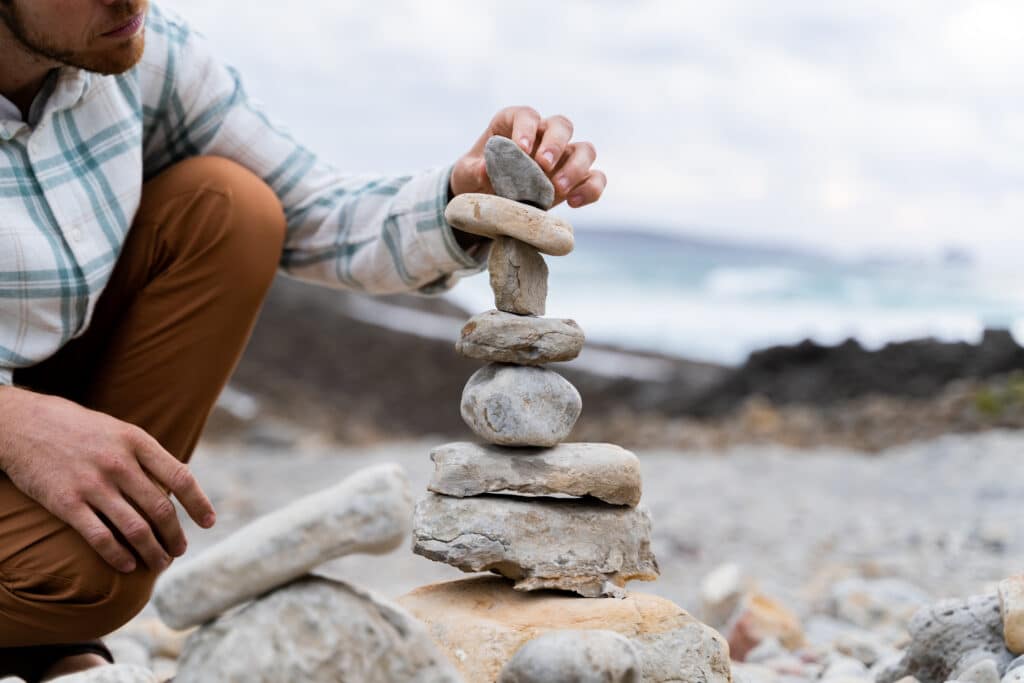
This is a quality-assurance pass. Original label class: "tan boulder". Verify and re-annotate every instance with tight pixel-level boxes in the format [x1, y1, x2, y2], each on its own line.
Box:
[396, 576, 732, 683]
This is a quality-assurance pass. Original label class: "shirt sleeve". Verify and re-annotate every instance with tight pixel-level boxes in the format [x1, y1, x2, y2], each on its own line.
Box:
[0, 368, 11, 386]
[137, 4, 485, 295]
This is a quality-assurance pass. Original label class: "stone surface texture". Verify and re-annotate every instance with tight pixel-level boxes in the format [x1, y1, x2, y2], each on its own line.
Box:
[726, 592, 806, 661]
[877, 593, 1013, 683]
[498, 629, 641, 683]
[48, 666, 158, 683]
[427, 441, 641, 506]
[445, 193, 574, 256]
[154, 464, 412, 629]
[456, 310, 584, 365]
[488, 237, 548, 316]
[460, 363, 581, 447]
[397, 577, 732, 683]
[412, 493, 658, 597]
[484, 135, 555, 209]
[1000, 576, 1024, 654]
[175, 577, 461, 683]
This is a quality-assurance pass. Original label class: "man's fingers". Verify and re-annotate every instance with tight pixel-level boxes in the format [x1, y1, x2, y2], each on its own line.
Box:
[535, 115, 574, 173]
[65, 505, 136, 574]
[119, 468, 187, 557]
[507, 107, 541, 156]
[131, 431, 216, 529]
[551, 142, 597, 200]
[93, 494, 171, 572]
[565, 170, 608, 208]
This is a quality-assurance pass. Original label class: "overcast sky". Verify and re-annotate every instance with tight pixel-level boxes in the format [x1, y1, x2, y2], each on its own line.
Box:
[162, 0, 1023, 264]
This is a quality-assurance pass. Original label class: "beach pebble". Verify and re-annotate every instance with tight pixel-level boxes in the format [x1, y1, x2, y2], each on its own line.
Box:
[175, 577, 460, 683]
[445, 193, 574, 256]
[1003, 669, 1024, 683]
[428, 441, 642, 506]
[498, 630, 640, 683]
[700, 562, 752, 628]
[829, 577, 930, 629]
[46, 665, 158, 682]
[957, 660, 1001, 683]
[456, 309, 584, 365]
[461, 363, 581, 447]
[726, 592, 806, 661]
[154, 464, 412, 629]
[104, 637, 151, 669]
[485, 135, 556, 209]
[1000, 576, 1024, 654]
[412, 493, 659, 598]
[489, 237, 548, 316]
[824, 656, 870, 679]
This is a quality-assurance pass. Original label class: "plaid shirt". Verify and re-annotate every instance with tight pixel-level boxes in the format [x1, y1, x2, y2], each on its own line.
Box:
[0, 2, 484, 387]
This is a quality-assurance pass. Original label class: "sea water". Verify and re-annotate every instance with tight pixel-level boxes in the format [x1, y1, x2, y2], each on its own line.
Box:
[445, 229, 1024, 365]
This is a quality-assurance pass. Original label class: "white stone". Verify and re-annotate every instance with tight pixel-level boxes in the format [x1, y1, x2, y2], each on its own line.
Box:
[48, 665, 158, 683]
[456, 310, 584, 365]
[958, 660, 1000, 683]
[105, 637, 151, 669]
[445, 193, 574, 256]
[700, 562, 750, 628]
[154, 463, 412, 629]
[498, 630, 640, 683]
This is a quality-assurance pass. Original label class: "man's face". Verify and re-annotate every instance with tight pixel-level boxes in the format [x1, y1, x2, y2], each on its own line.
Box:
[0, 0, 149, 75]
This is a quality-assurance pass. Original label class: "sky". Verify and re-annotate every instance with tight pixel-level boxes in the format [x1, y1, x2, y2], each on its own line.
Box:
[161, 0, 1023, 265]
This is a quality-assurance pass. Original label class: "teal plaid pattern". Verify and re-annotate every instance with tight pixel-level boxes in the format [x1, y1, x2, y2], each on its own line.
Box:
[0, 3, 483, 386]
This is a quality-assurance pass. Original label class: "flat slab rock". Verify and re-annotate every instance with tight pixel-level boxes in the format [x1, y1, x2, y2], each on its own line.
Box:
[412, 493, 658, 597]
[397, 576, 731, 683]
[175, 577, 461, 683]
[445, 193, 574, 256]
[484, 135, 555, 209]
[456, 310, 584, 365]
[428, 441, 642, 507]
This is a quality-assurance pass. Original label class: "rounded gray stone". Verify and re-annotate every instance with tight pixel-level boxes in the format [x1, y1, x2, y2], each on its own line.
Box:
[485, 136, 555, 209]
[498, 630, 641, 683]
[456, 310, 584, 365]
[460, 364, 581, 447]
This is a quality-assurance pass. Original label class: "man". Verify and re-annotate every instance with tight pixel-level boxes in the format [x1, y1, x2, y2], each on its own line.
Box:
[0, 0, 606, 678]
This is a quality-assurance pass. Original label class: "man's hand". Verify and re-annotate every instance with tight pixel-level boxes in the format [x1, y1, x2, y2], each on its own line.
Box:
[0, 387, 216, 573]
[451, 106, 607, 208]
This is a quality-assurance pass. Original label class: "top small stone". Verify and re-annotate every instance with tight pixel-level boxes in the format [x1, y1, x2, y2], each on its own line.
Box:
[485, 136, 555, 210]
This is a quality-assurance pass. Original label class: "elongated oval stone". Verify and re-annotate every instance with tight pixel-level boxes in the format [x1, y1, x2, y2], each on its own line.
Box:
[456, 310, 584, 365]
[460, 364, 581, 447]
[445, 193, 574, 256]
[484, 135, 555, 209]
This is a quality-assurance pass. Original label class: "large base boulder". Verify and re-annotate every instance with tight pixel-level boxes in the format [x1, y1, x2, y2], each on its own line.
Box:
[397, 576, 731, 683]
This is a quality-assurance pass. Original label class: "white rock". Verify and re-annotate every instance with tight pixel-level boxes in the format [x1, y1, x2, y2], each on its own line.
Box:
[105, 637, 151, 669]
[824, 655, 870, 679]
[456, 310, 584, 365]
[700, 562, 750, 628]
[48, 665, 158, 683]
[154, 463, 412, 629]
[958, 660, 1000, 683]
[1002, 670, 1024, 683]
[427, 441, 642, 506]
[829, 577, 930, 629]
[498, 630, 640, 683]
[445, 193, 574, 256]
[175, 577, 461, 683]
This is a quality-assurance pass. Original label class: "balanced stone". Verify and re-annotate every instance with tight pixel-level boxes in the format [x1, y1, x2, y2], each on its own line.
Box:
[461, 364, 581, 447]
[397, 576, 732, 683]
[175, 577, 461, 683]
[489, 237, 548, 316]
[498, 630, 640, 683]
[154, 464, 413, 629]
[412, 493, 659, 598]
[428, 441, 641, 506]
[484, 135, 555, 209]
[456, 310, 583, 365]
[445, 193, 574, 256]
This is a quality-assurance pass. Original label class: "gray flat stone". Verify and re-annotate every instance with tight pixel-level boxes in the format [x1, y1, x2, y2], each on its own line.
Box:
[499, 630, 640, 683]
[489, 237, 548, 316]
[154, 464, 412, 629]
[428, 441, 641, 506]
[412, 493, 659, 598]
[460, 364, 581, 447]
[445, 193, 574, 256]
[456, 310, 584, 365]
[485, 136, 555, 209]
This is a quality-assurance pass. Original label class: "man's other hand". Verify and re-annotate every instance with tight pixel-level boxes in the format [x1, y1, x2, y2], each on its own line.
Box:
[450, 106, 607, 208]
[0, 387, 216, 573]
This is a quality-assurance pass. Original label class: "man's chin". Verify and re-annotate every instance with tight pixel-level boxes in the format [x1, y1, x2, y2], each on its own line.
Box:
[77, 39, 145, 75]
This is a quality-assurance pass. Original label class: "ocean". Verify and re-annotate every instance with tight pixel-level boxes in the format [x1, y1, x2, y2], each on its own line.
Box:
[445, 228, 1024, 365]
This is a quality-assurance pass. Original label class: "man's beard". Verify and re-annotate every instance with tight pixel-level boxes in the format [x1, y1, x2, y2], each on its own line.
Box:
[0, 2, 146, 76]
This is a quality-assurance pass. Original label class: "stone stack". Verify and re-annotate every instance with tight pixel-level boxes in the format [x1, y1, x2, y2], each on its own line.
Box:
[411, 135, 658, 598]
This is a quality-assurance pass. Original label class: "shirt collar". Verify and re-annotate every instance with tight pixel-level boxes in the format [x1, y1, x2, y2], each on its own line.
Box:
[0, 66, 93, 140]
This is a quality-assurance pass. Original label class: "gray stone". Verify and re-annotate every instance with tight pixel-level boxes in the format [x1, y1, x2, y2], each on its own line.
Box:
[484, 135, 555, 209]
[498, 630, 640, 683]
[877, 593, 1014, 683]
[427, 441, 641, 506]
[460, 364, 581, 447]
[154, 464, 412, 629]
[445, 193, 574, 256]
[412, 493, 659, 598]
[958, 660, 1001, 683]
[48, 666, 158, 683]
[104, 637, 152, 669]
[456, 310, 584, 365]
[829, 577, 930, 629]
[1003, 669, 1024, 683]
[175, 577, 461, 683]
[488, 237, 548, 316]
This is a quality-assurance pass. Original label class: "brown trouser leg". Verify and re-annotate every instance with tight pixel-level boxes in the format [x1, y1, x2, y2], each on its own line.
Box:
[0, 157, 285, 661]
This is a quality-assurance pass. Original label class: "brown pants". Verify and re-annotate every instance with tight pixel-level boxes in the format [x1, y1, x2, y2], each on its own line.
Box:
[0, 157, 285, 658]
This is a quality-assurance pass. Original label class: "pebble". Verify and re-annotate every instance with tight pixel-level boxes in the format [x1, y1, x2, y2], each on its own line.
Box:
[484, 135, 556, 209]
[958, 660, 1001, 683]
[456, 309, 584, 365]
[412, 493, 659, 597]
[153, 463, 412, 629]
[1000, 576, 1024, 654]
[428, 441, 642, 506]
[445, 193, 574, 256]
[460, 363, 581, 447]
[727, 592, 806, 661]
[498, 630, 640, 683]
[700, 562, 751, 628]
[829, 577, 930, 629]
[488, 236, 548, 316]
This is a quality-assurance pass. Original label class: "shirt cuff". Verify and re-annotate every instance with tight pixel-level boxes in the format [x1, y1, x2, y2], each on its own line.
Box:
[0, 368, 12, 386]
